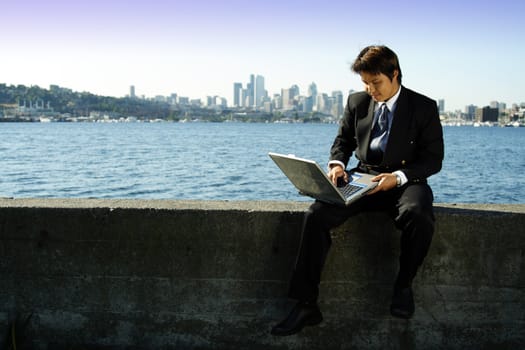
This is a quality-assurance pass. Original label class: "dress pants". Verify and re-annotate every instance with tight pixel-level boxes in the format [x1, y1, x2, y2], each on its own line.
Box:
[288, 183, 435, 303]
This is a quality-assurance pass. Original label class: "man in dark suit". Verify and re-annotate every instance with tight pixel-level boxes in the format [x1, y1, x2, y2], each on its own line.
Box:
[271, 45, 444, 336]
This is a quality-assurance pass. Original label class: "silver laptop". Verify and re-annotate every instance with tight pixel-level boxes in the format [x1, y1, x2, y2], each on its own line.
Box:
[269, 152, 378, 206]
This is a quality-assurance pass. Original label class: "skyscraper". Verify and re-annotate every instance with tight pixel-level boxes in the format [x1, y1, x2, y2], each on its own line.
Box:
[130, 85, 136, 99]
[308, 82, 318, 100]
[247, 74, 255, 108]
[255, 75, 265, 108]
[233, 82, 242, 107]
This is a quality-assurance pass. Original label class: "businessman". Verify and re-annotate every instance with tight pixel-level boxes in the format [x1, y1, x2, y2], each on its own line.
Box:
[271, 45, 444, 336]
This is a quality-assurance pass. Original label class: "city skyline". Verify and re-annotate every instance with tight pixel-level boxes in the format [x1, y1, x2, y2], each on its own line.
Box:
[1, 0, 523, 112]
[2, 75, 518, 118]
[128, 72, 520, 114]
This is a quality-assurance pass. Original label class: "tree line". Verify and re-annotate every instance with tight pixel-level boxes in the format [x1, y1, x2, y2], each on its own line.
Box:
[0, 83, 181, 120]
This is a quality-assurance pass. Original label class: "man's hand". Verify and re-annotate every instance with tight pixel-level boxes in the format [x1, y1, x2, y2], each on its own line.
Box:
[328, 164, 348, 186]
[367, 173, 398, 194]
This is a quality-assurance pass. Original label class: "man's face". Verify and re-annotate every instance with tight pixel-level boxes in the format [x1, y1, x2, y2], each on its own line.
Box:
[360, 70, 400, 102]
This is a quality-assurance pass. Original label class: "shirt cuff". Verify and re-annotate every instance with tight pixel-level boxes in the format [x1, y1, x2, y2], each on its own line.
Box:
[393, 170, 408, 187]
[328, 160, 346, 171]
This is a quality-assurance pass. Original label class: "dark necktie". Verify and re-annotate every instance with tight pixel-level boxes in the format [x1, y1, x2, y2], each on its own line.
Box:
[369, 104, 388, 161]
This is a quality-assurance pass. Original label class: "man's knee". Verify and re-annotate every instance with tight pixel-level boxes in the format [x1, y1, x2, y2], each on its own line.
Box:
[397, 201, 434, 233]
[304, 201, 349, 232]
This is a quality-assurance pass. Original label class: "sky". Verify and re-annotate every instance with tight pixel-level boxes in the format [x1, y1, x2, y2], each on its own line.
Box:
[1, 0, 523, 112]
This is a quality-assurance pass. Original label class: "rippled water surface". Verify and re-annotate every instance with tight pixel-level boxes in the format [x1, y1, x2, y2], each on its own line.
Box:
[1, 122, 523, 203]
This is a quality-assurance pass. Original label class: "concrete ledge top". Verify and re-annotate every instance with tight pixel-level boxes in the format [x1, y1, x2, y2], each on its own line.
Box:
[0, 198, 310, 212]
[0, 197, 524, 214]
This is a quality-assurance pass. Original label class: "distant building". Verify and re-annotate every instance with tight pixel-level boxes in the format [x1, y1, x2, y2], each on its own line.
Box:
[465, 104, 477, 121]
[282, 85, 299, 110]
[168, 93, 178, 105]
[178, 97, 190, 105]
[332, 91, 344, 118]
[317, 93, 331, 114]
[498, 102, 506, 113]
[190, 99, 202, 107]
[234, 74, 266, 108]
[255, 75, 265, 108]
[130, 85, 136, 99]
[214, 96, 227, 108]
[233, 83, 242, 107]
[475, 106, 499, 123]
[247, 75, 255, 108]
[303, 95, 314, 113]
[272, 94, 282, 110]
[262, 100, 273, 113]
[308, 82, 318, 109]
[438, 99, 445, 114]
[281, 88, 292, 110]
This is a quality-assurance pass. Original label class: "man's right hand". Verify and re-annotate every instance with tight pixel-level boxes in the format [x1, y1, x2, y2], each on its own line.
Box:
[328, 164, 348, 186]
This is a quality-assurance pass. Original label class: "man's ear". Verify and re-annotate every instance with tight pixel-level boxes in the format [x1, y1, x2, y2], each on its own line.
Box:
[392, 69, 399, 82]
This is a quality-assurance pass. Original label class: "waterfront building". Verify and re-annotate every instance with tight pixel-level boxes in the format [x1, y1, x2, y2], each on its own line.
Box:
[476, 106, 499, 123]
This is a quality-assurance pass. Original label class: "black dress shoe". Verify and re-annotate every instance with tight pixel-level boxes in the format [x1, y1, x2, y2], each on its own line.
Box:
[271, 302, 323, 336]
[390, 286, 415, 319]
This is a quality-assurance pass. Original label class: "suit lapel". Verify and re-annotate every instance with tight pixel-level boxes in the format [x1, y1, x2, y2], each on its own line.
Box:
[359, 99, 376, 160]
[383, 87, 410, 162]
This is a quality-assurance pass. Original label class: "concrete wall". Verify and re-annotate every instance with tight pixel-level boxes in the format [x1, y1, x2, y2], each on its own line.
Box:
[0, 198, 524, 350]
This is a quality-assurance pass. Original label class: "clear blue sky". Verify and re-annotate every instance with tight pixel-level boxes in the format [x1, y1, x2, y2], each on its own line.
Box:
[1, 0, 523, 111]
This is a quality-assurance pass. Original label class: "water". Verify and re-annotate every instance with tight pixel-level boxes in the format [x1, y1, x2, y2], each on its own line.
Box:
[0, 122, 524, 204]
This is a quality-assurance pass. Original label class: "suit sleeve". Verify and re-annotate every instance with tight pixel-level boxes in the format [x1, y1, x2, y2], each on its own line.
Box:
[402, 99, 444, 182]
[329, 95, 358, 167]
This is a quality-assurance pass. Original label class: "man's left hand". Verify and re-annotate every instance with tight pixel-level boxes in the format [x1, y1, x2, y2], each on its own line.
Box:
[367, 173, 397, 194]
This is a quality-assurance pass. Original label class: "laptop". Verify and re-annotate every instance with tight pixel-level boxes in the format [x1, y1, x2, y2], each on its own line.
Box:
[268, 152, 378, 206]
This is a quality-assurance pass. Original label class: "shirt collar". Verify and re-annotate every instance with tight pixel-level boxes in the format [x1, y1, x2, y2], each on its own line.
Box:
[376, 85, 401, 112]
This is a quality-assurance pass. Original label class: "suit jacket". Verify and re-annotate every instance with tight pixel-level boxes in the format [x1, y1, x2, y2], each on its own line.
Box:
[330, 86, 444, 183]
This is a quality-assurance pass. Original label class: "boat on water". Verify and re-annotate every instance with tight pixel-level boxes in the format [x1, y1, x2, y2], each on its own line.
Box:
[504, 121, 524, 127]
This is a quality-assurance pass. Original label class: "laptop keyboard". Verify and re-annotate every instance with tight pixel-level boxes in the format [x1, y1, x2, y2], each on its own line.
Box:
[339, 183, 363, 197]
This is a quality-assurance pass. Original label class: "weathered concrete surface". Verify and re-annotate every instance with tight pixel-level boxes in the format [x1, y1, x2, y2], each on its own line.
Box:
[0, 198, 524, 349]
